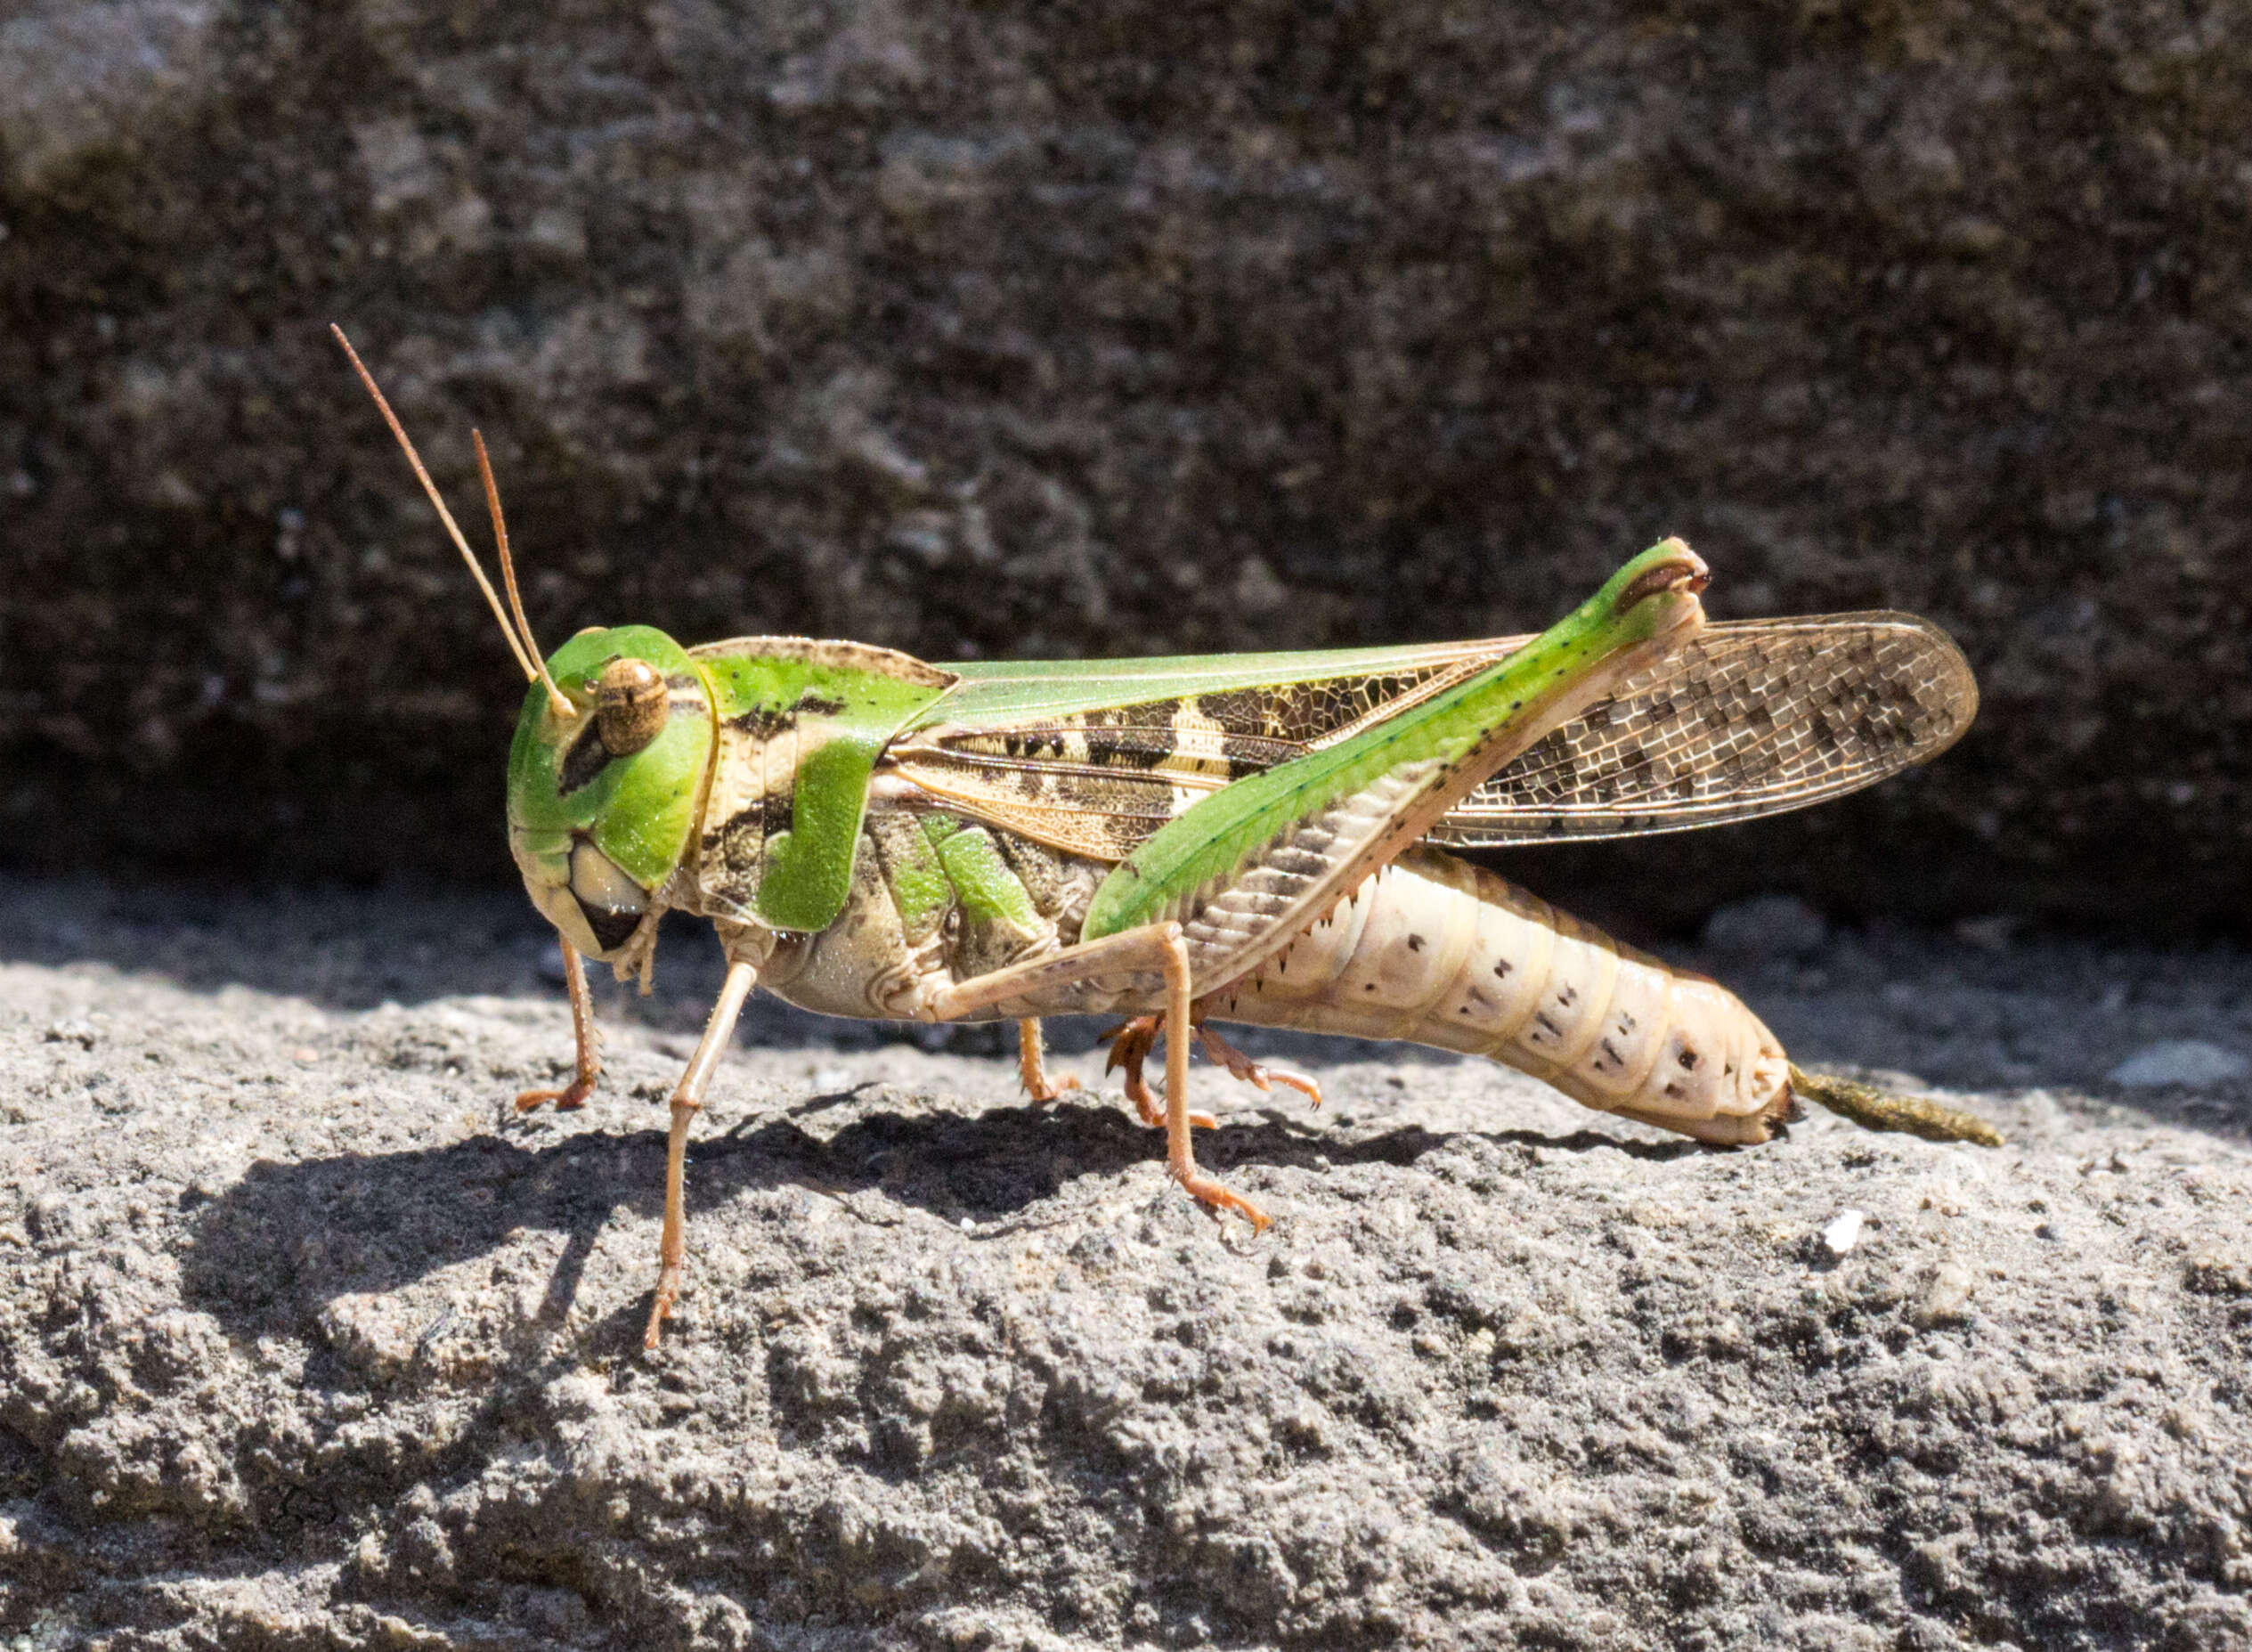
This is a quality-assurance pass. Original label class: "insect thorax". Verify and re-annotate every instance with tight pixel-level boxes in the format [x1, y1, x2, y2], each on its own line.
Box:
[696, 810, 1109, 1024]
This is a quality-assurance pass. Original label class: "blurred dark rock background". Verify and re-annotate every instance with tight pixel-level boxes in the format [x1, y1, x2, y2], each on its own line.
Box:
[2, 0, 2246, 934]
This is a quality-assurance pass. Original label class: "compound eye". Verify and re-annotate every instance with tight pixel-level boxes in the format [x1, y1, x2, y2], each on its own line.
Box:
[596, 657, 668, 756]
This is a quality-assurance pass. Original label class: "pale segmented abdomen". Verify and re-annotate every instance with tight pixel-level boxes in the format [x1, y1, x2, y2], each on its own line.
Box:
[1206, 846, 1793, 1142]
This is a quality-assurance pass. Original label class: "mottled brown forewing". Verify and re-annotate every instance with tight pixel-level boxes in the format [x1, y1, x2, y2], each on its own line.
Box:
[881, 615, 1974, 860]
[880, 660, 1484, 859]
[1429, 614, 1977, 845]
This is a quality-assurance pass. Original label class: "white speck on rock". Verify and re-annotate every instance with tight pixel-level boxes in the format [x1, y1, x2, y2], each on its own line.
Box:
[1822, 1209, 1866, 1257]
[2107, 1040, 2248, 1089]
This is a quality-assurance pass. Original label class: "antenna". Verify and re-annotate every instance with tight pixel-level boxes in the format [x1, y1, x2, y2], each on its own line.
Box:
[330, 324, 563, 704]
[475, 429, 572, 719]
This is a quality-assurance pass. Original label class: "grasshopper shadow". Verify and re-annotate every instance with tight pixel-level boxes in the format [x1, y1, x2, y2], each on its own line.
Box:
[177, 1090, 1696, 1341]
[174, 1095, 1161, 1339]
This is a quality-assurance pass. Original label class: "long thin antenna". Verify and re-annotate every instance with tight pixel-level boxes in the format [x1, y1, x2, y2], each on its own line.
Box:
[329, 323, 541, 688]
[475, 429, 573, 719]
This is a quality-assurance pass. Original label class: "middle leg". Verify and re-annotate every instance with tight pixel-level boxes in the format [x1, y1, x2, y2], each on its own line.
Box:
[1015, 1017, 1082, 1104]
[645, 956, 760, 1349]
[1099, 1014, 1215, 1130]
[1101, 1009, 1315, 1125]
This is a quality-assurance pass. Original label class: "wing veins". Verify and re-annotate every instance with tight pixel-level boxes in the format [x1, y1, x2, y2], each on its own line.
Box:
[886, 613, 1976, 857]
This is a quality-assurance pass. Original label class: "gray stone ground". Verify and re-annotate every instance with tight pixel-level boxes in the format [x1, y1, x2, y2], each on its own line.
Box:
[1, 876, 2249, 1649]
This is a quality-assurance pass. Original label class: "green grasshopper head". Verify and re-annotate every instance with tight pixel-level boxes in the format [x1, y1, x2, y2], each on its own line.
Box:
[333, 328, 715, 964]
[507, 626, 715, 961]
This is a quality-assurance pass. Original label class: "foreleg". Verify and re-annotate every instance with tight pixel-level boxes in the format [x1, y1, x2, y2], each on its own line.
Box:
[517, 937, 601, 1112]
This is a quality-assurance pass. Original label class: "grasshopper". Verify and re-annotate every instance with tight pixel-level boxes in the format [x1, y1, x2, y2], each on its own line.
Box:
[335, 329, 1996, 1347]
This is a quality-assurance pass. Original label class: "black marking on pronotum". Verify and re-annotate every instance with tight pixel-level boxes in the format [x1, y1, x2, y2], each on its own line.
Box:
[729, 704, 797, 740]
[760, 788, 794, 839]
[794, 691, 847, 716]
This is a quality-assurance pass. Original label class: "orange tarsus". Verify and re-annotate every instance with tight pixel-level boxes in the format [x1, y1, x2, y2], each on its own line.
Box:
[1195, 1021, 1323, 1110]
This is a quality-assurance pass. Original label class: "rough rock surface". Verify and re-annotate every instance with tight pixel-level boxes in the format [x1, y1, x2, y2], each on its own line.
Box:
[4, 1, 2250, 927]
[2, 877, 2248, 1648]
